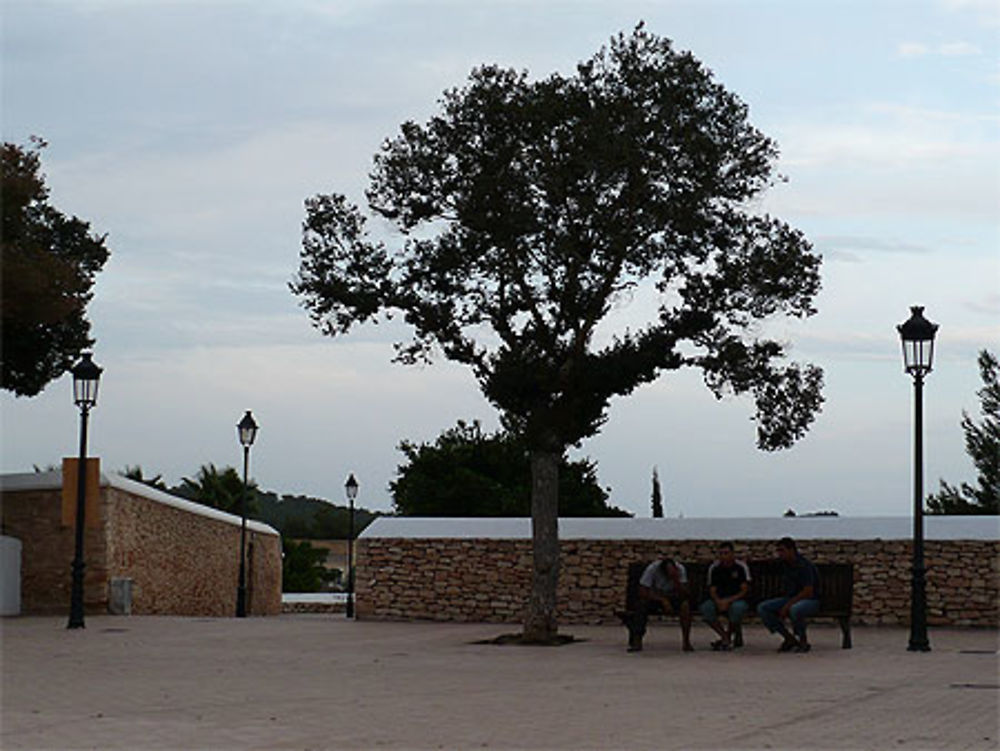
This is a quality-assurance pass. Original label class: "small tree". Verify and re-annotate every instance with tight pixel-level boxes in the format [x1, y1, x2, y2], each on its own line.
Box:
[2, 138, 110, 397]
[927, 349, 999, 515]
[292, 26, 823, 641]
[282, 539, 330, 593]
[651, 467, 664, 518]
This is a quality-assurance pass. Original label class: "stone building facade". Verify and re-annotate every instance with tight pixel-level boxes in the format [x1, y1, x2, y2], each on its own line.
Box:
[1, 470, 282, 617]
[355, 517, 999, 628]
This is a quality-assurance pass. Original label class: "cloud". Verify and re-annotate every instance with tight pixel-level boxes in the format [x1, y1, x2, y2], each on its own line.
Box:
[897, 40, 983, 57]
[815, 236, 932, 256]
[941, 0, 1000, 27]
[897, 42, 930, 57]
[939, 41, 983, 56]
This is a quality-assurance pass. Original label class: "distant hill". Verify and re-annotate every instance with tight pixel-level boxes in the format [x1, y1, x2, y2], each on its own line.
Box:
[254, 490, 381, 539]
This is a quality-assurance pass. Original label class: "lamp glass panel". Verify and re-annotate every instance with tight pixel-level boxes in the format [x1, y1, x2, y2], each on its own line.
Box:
[74, 377, 99, 407]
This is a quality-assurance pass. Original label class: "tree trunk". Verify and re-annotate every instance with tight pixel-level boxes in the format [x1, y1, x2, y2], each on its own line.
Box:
[523, 447, 560, 642]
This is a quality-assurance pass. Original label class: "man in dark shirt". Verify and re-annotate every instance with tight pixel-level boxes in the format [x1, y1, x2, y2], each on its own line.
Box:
[699, 541, 751, 650]
[757, 537, 821, 652]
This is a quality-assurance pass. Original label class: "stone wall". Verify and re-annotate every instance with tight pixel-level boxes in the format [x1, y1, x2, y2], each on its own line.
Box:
[103, 485, 282, 616]
[356, 537, 1000, 627]
[0, 484, 109, 615]
[1, 472, 282, 617]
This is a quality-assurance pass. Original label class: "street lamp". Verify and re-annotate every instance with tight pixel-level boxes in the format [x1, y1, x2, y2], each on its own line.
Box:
[236, 410, 258, 618]
[68, 352, 102, 629]
[897, 305, 938, 652]
[344, 473, 358, 618]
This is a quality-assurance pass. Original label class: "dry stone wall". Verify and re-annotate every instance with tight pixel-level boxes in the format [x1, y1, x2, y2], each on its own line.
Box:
[104, 486, 282, 616]
[0, 486, 108, 614]
[1, 474, 282, 617]
[356, 537, 999, 627]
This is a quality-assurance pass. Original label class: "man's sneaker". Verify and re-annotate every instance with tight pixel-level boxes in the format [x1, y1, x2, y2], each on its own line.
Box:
[627, 634, 643, 652]
[733, 631, 744, 648]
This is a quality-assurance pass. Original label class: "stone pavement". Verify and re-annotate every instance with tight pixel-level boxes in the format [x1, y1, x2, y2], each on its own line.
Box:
[1, 615, 997, 750]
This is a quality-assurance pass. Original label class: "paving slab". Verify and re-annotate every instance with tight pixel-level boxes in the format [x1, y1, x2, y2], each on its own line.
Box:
[2, 615, 997, 750]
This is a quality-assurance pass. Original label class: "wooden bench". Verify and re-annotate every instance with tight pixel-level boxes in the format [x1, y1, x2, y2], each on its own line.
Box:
[619, 559, 854, 648]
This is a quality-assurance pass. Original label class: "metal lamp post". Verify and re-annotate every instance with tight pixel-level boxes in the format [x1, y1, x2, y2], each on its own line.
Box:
[344, 473, 358, 618]
[236, 410, 258, 618]
[68, 352, 102, 629]
[897, 305, 938, 652]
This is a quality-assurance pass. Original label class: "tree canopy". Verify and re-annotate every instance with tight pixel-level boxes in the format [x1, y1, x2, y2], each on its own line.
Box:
[391, 420, 631, 517]
[927, 349, 999, 515]
[292, 25, 823, 640]
[174, 464, 258, 517]
[2, 138, 110, 397]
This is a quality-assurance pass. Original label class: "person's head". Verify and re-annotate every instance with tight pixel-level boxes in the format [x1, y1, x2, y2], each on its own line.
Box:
[717, 541, 735, 565]
[659, 558, 677, 575]
[776, 537, 797, 563]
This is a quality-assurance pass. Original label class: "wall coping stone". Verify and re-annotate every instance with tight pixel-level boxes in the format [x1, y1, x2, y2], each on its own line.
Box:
[360, 516, 1000, 541]
[1, 471, 279, 537]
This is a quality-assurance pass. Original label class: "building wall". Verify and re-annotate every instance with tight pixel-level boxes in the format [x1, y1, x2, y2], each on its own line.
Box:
[1, 474, 282, 617]
[0, 485, 109, 614]
[356, 537, 1000, 627]
[104, 486, 282, 616]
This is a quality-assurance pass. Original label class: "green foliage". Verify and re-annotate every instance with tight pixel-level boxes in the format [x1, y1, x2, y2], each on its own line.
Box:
[927, 349, 999, 515]
[290, 24, 824, 638]
[254, 491, 379, 539]
[2, 137, 110, 397]
[281, 539, 330, 593]
[174, 464, 257, 517]
[120, 465, 168, 492]
[391, 420, 631, 517]
[291, 24, 823, 455]
[651, 467, 664, 518]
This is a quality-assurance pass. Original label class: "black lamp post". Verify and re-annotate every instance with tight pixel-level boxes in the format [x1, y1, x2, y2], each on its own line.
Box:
[344, 473, 358, 618]
[897, 305, 937, 652]
[68, 352, 102, 629]
[236, 410, 258, 618]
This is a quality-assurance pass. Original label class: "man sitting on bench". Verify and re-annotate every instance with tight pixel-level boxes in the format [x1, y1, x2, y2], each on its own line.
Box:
[700, 541, 751, 650]
[628, 558, 693, 653]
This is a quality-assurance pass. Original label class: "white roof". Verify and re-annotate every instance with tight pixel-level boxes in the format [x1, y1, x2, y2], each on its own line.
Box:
[0, 471, 279, 537]
[359, 516, 1000, 541]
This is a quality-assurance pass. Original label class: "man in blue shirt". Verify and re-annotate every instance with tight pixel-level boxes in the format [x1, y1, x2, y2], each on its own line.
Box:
[757, 537, 821, 653]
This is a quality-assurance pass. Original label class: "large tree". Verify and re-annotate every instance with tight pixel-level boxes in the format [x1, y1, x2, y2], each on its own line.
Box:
[292, 26, 823, 641]
[391, 420, 630, 517]
[927, 349, 999, 515]
[2, 137, 110, 397]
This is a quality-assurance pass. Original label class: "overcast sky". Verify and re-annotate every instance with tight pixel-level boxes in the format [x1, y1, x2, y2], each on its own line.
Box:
[2, 0, 998, 518]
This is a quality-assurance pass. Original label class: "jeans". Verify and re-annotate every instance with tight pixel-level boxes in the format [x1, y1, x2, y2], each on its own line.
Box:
[699, 598, 749, 625]
[757, 597, 820, 639]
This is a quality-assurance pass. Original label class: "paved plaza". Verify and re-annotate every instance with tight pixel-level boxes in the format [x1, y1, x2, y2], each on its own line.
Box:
[2, 615, 997, 750]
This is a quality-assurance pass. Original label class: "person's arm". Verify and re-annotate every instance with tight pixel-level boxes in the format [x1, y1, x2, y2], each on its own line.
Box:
[639, 584, 674, 608]
[778, 568, 815, 616]
[729, 580, 749, 605]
